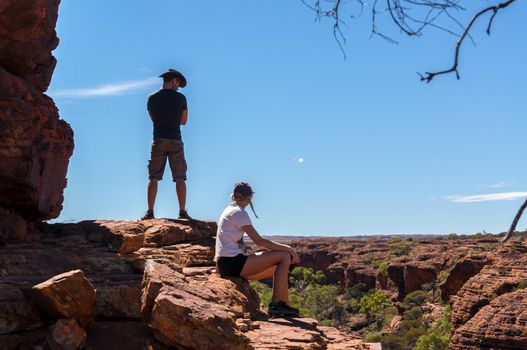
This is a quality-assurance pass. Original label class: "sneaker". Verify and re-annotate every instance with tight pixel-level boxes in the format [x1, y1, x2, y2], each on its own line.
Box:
[268, 301, 299, 317]
[141, 210, 155, 220]
[178, 210, 193, 221]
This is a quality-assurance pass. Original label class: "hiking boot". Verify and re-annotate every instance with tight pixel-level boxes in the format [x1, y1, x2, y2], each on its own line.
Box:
[141, 210, 155, 220]
[178, 210, 193, 221]
[268, 301, 299, 317]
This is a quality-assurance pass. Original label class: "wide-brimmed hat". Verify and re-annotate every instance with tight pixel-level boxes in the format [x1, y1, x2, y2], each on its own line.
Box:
[159, 69, 187, 87]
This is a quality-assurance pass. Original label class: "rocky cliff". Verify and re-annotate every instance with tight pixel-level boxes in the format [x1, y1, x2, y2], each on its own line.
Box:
[0, 219, 374, 349]
[0, 0, 74, 227]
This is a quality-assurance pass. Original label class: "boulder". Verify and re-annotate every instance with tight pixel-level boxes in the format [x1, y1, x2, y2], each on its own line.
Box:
[47, 319, 86, 350]
[141, 260, 259, 349]
[94, 221, 145, 254]
[27, 270, 96, 328]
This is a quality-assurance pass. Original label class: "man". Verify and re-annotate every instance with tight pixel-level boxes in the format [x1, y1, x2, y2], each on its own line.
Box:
[142, 69, 192, 220]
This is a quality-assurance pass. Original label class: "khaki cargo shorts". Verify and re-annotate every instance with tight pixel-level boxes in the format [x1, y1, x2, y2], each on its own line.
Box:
[148, 138, 187, 181]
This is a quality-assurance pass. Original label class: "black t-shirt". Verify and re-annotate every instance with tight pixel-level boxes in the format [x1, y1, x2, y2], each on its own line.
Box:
[147, 89, 187, 140]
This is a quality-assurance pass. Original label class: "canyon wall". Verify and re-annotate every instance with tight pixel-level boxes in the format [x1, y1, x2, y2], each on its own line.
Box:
[0, 0, 74, 229]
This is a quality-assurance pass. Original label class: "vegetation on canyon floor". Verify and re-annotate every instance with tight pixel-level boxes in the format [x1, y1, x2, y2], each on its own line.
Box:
[251, 266, 453, 350]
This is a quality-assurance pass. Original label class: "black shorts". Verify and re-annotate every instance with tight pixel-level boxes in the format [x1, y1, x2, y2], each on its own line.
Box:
[217, 254, 248, 277]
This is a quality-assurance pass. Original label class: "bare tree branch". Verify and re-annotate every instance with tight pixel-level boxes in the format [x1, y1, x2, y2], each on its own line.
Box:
[302, 0, 518, 82]
[419, 0, 517, 82]
[502, 197, 527, 243]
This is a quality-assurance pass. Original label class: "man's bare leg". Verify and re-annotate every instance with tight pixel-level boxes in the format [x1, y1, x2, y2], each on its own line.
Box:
[175, 179, 186, 212]
[147, 179, 158, 211]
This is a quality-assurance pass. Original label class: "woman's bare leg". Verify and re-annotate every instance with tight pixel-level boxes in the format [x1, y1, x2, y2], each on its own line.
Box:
[240, 251, 292, 303]
[244, 266, 276, 281]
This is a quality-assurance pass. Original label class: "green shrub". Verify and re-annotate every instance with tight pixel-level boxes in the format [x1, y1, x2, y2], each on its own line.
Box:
[403, 306, 423, 321]
[289, 266, 326, 290]
[388, 237, 414, 256]
[378, 260, 389, 277]
[250, 280, 272, 306]
[412, 306, 452, 350]
[438, 270, 449, 284]
[299, 284, 345, 321]
[403, 290, 429, 307]
[364, 331, 382, 343]
[380, 333, 408, 350]
[514, 279, 527, 292]
[344, 283, 368, 300]
[359, 290, 391, 316]
[413, 333, 450, 350]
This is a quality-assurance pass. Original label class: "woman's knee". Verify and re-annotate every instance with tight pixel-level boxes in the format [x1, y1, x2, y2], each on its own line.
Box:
[278, 251, 291, 264]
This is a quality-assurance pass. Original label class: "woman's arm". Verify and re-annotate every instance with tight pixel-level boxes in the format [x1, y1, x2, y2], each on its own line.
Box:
[242, 225, 300, 263]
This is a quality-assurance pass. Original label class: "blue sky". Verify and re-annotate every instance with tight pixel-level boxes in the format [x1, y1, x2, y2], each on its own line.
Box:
[49, 1, 527, 236]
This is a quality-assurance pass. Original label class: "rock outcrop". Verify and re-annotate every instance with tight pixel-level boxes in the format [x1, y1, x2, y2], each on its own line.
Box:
[0, 218, 372, 349]
[26, 270, 96, 328]
[447, 242, 527, 349]
[47, 319, 87, 350]
[439, 255, 489, 302]
[0, 0, 74, 223]
[450, 288, 527, 349]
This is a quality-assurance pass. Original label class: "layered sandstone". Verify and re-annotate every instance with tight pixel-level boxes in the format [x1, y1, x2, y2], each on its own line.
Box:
[447, 241, 527, 349]
[0, 0, 74, 224]
[0, 219, 372, 349]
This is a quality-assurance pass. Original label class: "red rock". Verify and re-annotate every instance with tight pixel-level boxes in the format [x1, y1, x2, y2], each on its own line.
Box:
[0, 0, 60, 91]
[344, 267, 377, 291]
[450, 242, 527, 328]
[388, 261, 437, 299]
[27, 270, 96, 328]
[93, 278, 141, 319]
[0, 335, 20, 350]
[245, 318, 373, 350]
[450, 289, 527, 350]
[94, 221, 145, 254]
[132, 240, 215, 270]
[141, 260, 259, 349]
[46, 319, 86, 350]
[0, 284, 43, 334]
[0, 207, 38, 244]
[439, 256, 489, 302]
[143, 221, 188, 247]
[0, 0, 73, 221]
[0, 67, 73, 220]
[85, 321, 170, 350]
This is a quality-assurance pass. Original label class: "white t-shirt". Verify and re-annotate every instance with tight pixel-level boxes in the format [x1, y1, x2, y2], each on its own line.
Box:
[214, 204, 252, 261]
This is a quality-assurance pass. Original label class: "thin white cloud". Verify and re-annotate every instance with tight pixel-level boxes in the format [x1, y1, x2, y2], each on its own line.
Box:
[486, 181, 509, 188]
[446, 191, 527, 203]
[51, 77, 158, 98]
[294, 157, 305, 164]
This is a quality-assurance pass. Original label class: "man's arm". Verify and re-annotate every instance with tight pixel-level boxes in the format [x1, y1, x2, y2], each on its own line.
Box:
[181, 109, 188, 125]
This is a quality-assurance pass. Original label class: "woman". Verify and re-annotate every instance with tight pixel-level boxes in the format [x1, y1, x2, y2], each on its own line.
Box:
[215, 182, 300, 317]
